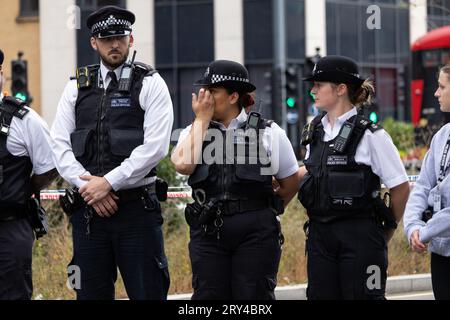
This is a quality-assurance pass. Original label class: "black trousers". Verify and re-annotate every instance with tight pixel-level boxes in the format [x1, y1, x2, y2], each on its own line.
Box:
[306, 217, 388, 300]
[0, 218, 34, 300]
[69, 193, 170, 300]
[431, 253, 450, 300]
[189, 208, 282, 300]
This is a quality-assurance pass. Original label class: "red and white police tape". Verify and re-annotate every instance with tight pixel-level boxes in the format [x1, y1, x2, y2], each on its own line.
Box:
[38, 175, 420, 201]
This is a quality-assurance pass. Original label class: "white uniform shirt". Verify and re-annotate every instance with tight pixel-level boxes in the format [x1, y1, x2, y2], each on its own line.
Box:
[50, 61, 174, 191]
[0, 94, 54, 175]
[176, 109, 299, 180]
[305, 107, 407, 189]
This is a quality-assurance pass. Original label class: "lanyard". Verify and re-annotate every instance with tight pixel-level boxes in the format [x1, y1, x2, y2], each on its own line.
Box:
[437, 135, 450, 185]
[434, 135, 450, 213]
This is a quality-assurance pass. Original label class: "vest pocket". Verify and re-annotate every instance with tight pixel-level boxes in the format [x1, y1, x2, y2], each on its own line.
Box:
[327, 171, 365, 210]
[70, 129, 93, 157]
[298, 172, 315, 210]
[109, 128, 144, 157]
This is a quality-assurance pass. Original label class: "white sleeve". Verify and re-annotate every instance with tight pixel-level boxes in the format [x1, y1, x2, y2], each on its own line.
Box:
[104, 73, 174, 191]
[8, 109, 55, 175]
[365, 129, 408, 188]
[50, 80, 90, 188]
[267, 123, 299, 180]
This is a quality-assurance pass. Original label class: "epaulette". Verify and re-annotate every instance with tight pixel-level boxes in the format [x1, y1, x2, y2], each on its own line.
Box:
[263, 119, 274, 127]
[0, 96, 29, 119]
[368, 122, 383, 133]
[134, 62, 158, 77]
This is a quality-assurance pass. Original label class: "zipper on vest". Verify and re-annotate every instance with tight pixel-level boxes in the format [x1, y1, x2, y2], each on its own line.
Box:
[222, 130, 227, 201]
[97, 91, 106, 175]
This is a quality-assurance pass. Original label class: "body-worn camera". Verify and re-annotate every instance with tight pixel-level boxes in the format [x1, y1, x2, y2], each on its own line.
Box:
[301, 122, 315, 146]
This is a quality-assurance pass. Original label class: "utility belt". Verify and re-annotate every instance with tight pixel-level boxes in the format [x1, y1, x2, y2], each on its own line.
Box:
[60, 179, 168, 217]
[0, 206, 28, 222]
[0, 198, 49, 239]
[306, 195, 397, 230]
[185, 195, 284, 239]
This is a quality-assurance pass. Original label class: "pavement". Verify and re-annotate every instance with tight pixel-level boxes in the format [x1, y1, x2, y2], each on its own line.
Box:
[168, 273, 434, 300]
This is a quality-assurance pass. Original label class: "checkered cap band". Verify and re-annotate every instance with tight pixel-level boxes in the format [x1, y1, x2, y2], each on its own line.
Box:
[211, 74, 250, 84]
[92, 14, 132, 34]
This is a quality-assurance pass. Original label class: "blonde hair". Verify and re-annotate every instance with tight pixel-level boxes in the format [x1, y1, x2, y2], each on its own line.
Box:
[347, 80, 374, 107]
[440, 64, 450, 81]
[331, 79, 375, 107]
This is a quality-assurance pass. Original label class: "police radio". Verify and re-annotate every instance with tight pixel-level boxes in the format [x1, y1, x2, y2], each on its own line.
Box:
[333, 122, 354, 153]
[118, 50, 137, 92]
[247, 111, 261, 129]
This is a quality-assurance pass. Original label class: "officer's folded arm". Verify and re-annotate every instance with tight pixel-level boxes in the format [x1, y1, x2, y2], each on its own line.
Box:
[31, 168, 59, 194]
[171, 119, 208, 175]
[274, 172, 301, 207]
[385, 181, 410, 242]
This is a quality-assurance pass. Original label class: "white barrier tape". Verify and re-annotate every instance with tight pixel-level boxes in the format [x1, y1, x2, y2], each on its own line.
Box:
[39, 191, 192, 200]
[39, 175, 420, 200]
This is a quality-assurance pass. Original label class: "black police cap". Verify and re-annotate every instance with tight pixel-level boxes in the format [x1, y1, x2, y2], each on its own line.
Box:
[87, 5, 135, 39]
[0, 49, 4, 65]
[303, 55, 364, 86]
[194, 60, 256, 93]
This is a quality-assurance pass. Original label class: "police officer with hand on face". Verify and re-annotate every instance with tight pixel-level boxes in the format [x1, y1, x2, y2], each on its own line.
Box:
[50, 6, 174, 300]
[171, 60, 300, 300]
[298, 55, 410, 300]
[1, 49, 58, 300]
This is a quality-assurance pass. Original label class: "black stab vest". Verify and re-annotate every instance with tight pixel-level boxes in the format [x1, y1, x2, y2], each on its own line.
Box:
[298, 114, 382, 223]
[188, 119, 274, 202]
[71, 62, 157, 178]
[0, 99, 33, 209]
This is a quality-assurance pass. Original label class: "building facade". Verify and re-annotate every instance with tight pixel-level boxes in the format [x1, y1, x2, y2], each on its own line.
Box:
[2, 0, 449, 152]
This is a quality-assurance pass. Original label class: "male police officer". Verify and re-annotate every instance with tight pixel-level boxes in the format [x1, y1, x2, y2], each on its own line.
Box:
[0, 49, 57, 300]
[50, 6, 174, 300]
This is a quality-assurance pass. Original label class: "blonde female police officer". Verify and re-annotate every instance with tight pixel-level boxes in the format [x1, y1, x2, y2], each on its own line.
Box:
[172, 60, 300, 300]
[298, 55, 410, 300]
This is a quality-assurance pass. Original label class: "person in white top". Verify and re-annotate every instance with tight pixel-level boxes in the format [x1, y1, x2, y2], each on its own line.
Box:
[1, 48, 57, 300]
[298, 55, 410, 300]
[50, 6, 173, 300]
[403, 64, 450, 300]
[171, 60, 300, 300]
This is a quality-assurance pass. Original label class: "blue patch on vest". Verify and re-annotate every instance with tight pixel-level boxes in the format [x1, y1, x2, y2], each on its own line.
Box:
[111, 98, 132, 108]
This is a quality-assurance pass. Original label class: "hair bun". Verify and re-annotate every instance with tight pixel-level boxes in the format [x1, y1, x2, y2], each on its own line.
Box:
[242, 93, 255, 107]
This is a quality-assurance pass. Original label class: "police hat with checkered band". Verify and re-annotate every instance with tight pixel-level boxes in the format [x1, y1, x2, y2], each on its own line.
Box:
[87, 6, 135, 39]
[194, 60, 256, 93]
[303, 55, 365, 86]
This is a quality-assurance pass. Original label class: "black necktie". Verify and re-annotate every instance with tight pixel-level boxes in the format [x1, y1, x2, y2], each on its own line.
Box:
[107, 71, 118, 90]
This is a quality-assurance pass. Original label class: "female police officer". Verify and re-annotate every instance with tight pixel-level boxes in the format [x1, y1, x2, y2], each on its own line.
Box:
[404, 64, 450, 300]
[298, 55, 410, 300]
[171, 60, 300, 300]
